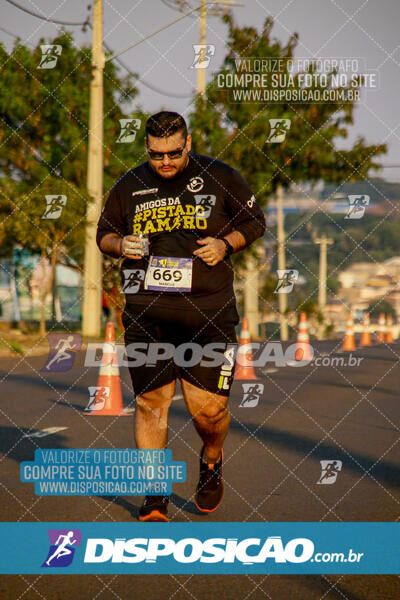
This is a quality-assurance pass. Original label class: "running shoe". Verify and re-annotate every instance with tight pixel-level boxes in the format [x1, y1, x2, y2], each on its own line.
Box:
[138, 495, 169, 522]
[195, 446, 224, 513]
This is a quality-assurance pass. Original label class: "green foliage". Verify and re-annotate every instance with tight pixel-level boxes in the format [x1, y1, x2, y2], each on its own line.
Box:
[367, 299, 396, 321]
[0, 32, 144, 194]
[0, 32, 148, 271]
[1, 177, 91, 267]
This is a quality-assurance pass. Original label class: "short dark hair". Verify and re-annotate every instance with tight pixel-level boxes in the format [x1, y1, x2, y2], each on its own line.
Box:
[145, 111, 187, 140]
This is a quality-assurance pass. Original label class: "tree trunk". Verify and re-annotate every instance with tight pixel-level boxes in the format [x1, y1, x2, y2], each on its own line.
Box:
[50, 244, 57, 323]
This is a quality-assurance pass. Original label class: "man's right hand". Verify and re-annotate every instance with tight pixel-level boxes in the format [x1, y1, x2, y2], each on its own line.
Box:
[121, 235, 145, 259]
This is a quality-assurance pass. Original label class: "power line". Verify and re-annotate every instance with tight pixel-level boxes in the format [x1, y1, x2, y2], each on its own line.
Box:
[5, 0, 90, 26]
[102, 39, 193, 99]
[0, 24, 35, 46]
[3, 1, 193, 99]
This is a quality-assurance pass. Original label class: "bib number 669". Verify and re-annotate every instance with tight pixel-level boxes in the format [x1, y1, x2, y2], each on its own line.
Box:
[153, 268, 182, 282]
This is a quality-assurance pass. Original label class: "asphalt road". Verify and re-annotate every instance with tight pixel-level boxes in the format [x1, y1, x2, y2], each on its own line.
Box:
[0, 339, 399, 599]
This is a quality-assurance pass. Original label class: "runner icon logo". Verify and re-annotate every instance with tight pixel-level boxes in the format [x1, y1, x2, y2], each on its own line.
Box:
[42, 334, 81, 372]
[266, 119, 291, 143]
[191, 44, 215, 69]
[42, 529, 81, 568]
[239, 383, 264, 407]
[122, 269, 145, 294]
[274, 269, 299, 294]
[345, 195, 370, 219]
[194, 194, 216, 218]
[85, 386, 111, 412]
[117, 118, 142, 143]
[41, 195, 67, 220]
[317, 460, 342, 484]
[38, 45, 62, 69]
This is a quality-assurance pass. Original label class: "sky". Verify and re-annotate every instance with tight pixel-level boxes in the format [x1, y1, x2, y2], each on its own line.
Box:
[1, 0, 399, 181]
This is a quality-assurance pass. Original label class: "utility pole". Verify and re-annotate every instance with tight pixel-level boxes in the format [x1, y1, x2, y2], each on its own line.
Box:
[197, 0, 207, 95]
[192, 0, 242, 95]
[276, 182, 289, 340]
[82, 0, 104, 338]
[315, 234, 333, 310]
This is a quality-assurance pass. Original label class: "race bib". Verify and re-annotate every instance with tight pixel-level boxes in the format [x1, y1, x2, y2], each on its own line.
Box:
[144, 256, 193, 292]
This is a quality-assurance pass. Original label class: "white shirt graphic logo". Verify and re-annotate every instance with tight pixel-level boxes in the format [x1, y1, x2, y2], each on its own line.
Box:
[187, 177, 204, 193]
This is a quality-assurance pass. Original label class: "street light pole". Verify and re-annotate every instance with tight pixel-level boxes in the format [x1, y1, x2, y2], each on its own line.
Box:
[82, 0, 104, 337]
[276, 182, 289, 340]
[197, 0, 207, 95]
[315, 235, 333, 310]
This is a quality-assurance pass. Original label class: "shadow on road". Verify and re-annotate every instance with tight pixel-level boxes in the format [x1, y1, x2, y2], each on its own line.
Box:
[169, 405, 400, 488]
[0, 425, 69, 463]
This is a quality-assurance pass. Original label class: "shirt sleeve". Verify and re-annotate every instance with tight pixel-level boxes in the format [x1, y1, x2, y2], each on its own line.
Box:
[96, 184, 126, 250]
[224, 168, 266, 247]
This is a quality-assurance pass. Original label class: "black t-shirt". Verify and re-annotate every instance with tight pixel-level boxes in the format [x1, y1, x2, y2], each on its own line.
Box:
[96, 154, 266, 310]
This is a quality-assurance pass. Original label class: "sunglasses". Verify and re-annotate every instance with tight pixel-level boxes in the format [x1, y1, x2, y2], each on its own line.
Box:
[147, 142, 186, 161]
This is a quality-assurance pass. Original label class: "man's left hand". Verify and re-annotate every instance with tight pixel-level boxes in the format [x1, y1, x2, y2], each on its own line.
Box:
[193, 237, 226, 266]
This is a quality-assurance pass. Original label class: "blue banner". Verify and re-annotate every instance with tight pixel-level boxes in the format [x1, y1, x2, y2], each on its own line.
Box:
[0, 522, 398, 574]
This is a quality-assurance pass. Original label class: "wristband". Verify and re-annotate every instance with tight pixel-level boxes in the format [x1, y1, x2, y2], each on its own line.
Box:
[222, 238, 234, 257]
[119, 238, 124, 257]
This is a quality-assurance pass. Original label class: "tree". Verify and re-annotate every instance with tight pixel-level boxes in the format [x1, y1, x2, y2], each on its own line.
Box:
[0, 33, 147, 329]
[0, 32, 144, 194]
[1, 177, 91, 334]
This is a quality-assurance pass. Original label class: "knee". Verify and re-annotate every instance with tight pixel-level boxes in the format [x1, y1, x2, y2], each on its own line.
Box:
[196, 404, 228, 427]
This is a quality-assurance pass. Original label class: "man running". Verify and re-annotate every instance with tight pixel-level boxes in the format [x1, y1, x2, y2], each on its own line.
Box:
[97, 111, 265, 521]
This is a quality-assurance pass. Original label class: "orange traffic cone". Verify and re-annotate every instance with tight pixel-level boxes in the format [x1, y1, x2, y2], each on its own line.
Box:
[360, 312, 372, 347]
[385, 314, 394, 343]
[376, 313, 386, 344]
[342, 312, 356, 351]
[295, 312, 313, 361]
[234, 316, 258, 380]
[86, 322, 127, 416]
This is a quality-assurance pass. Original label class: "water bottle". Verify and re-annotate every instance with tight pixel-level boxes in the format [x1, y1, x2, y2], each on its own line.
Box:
[138, 234, 149, 257]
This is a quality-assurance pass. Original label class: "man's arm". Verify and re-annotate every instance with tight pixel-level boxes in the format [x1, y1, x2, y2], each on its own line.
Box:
[223, 169, 266, 247]
[193, 169, 265, 266]
[96, 184, 125, 256]
[99, 233, 123, 259]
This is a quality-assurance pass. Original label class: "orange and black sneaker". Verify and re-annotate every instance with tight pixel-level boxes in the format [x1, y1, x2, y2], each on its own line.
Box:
[138, 495, 169, 522]
[195, 446, 224, 513]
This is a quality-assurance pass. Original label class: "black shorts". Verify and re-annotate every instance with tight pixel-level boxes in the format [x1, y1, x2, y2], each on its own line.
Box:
[122, 303, 239, 396]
